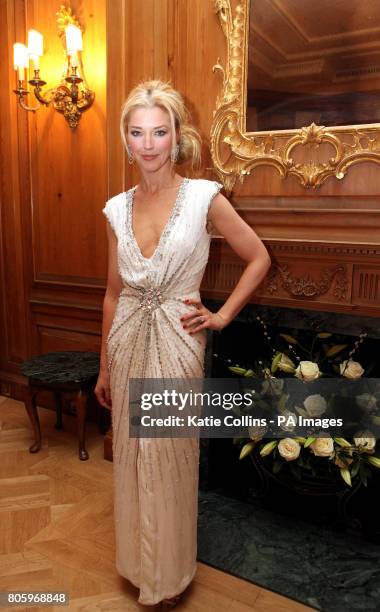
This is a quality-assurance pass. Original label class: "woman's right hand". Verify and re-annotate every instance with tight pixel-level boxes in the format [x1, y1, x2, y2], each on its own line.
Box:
[95, 369, 112, 410]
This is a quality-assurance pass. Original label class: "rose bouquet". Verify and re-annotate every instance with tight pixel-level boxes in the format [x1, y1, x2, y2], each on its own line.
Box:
[229, 319, 380, 488]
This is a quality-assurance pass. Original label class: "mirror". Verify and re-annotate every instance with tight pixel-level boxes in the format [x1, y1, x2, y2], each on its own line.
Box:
[211, 0, 380, 191]
[247, 0, 380, 132]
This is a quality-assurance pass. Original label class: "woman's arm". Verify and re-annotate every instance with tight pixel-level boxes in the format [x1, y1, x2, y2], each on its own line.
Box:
[207, 192, 271, 324]
[181, 192, 271, 334]
[99, 223, 124, 374]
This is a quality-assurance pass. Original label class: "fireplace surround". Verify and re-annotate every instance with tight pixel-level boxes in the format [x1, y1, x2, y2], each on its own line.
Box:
[200, 299, 380, 536]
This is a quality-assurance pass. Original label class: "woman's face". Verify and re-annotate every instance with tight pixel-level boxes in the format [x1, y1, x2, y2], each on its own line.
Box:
[127, 106, 174, 172]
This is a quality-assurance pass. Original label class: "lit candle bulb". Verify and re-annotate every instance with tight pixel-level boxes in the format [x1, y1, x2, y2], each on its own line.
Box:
[27, 29, 43, 70]
[65, 25, 82, 54]
[13, 42, 29, 82]
[65, 25, 82, 71]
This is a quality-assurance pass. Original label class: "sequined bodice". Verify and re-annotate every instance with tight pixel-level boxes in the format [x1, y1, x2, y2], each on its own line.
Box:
[102, 177, 222, 375]
[103, 178, 221, 295]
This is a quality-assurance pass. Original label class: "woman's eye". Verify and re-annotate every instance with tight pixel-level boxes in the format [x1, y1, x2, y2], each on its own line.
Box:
[156, 130, 167, 136]
[130, 130, 141, 137]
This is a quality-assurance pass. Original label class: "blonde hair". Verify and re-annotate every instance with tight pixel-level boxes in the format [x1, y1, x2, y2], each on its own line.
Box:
[120, 80, 201, 169]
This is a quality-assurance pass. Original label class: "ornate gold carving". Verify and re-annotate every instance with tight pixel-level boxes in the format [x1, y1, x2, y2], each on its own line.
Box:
[211, 0, 380, 191]
[54, 6, 94, 129]
[53, 86, 95, 129]
[56, 5, 81, 39]
[265, 264, 348, 301]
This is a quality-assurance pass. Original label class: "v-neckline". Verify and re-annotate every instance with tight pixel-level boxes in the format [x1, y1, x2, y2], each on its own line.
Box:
[126, 177, 189, 262]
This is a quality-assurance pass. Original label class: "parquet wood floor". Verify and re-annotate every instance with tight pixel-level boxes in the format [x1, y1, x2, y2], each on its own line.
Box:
[0, 395, 314, 612]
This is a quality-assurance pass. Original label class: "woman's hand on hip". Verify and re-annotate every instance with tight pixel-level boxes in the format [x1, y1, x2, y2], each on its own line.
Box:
[180, 298, 228, 334]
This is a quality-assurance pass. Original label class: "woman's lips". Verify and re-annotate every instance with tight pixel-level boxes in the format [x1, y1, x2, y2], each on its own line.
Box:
[141, 154, 158, 160]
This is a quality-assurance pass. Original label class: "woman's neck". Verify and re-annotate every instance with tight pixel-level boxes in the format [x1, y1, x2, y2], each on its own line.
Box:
[138, 167, 182, 195]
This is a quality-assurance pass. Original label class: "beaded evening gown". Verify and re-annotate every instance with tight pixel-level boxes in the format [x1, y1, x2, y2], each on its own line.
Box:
[102, 178, 222, 605]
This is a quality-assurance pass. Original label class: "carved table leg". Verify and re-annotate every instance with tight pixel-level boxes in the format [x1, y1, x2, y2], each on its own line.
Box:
[73, 389, 89, 461]
[24, 386, 41, 453]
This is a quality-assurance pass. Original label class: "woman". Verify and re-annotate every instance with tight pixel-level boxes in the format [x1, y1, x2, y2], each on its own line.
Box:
[96, 80, 271, 610]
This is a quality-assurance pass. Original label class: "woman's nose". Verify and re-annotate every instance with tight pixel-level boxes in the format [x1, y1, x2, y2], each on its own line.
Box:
[143, 135, 153, 149]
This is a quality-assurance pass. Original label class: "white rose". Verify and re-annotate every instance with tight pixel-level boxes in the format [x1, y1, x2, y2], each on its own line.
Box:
[278, 438, 301, 461]
[277, 353, 296, 374]
[353, 431, 377, 453]
[309, 437, 334, 457]
[303, 394, 327, 417]
[339, 359, 364, 379]
[295, 361, 320, 381]
[356, 393, 377, 412]
[279, 410, 297, 432]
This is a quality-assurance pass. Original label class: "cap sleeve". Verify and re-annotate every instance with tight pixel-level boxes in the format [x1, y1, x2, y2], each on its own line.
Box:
[102, 196, 118, 235]
[205, 180, 223, 234]
[207, 180, 223, 212]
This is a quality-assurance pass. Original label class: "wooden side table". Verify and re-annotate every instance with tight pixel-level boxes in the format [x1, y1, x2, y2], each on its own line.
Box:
[20, 351, 100, 461]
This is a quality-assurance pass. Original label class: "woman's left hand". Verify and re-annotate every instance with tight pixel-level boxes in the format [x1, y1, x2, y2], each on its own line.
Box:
[180, 298, 227, 334]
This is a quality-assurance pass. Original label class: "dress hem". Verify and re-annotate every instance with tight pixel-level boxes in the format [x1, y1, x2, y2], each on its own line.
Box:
[117, 563, 198, 606]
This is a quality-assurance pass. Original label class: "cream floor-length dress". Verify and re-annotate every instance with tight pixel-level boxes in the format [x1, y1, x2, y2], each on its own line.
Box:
[102, 178, 222, 605]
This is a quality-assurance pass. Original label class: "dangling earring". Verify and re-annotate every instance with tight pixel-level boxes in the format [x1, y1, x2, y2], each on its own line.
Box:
[126, 145, 134, 164]
[171, 143, 180, 164]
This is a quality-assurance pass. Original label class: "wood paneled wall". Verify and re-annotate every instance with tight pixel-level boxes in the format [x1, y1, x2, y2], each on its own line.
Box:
[0, 0, 107, 396]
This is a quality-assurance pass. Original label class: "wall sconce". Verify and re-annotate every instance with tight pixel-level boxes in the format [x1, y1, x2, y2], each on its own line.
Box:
[12, 5, 95, 129]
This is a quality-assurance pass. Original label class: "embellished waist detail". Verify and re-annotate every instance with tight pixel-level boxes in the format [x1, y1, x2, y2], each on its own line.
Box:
[120, 285, 165, 313]
[119, 285, 200, 312]
[136, 286, 163, 312]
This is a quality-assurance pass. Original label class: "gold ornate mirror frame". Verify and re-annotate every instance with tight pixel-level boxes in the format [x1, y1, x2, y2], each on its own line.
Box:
[211, 0, 380, 192]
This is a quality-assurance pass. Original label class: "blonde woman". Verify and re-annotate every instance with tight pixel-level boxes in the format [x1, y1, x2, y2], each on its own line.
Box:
[95, 80, 271, 610]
